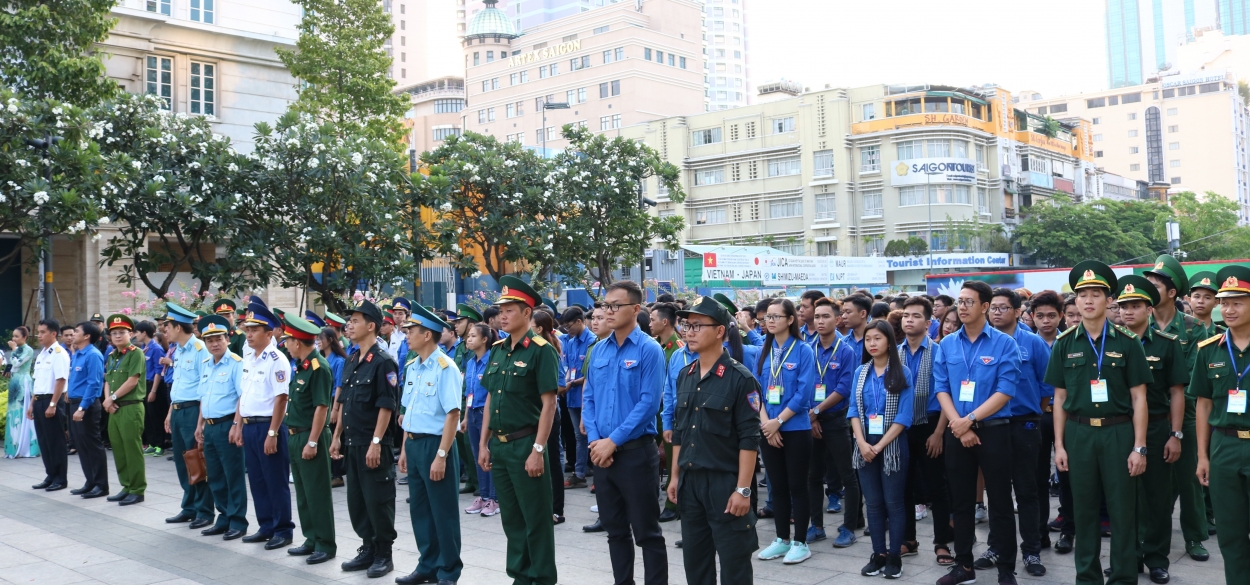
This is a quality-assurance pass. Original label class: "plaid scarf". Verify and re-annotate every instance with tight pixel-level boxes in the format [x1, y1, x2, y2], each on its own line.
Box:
[851, 364, 903, 475]
[898, 340, 933, 425]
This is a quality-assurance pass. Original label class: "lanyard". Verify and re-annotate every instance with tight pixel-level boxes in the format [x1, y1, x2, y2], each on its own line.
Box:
[769, 338, 797, 386]
[816, 338, 842, 380]
[682, 349, 692, 367]
[1227, 338, 1250, 391]
[1087, 320, 1108, 377]
[866, 366, 888, 414]
[960, 329, 985, 380]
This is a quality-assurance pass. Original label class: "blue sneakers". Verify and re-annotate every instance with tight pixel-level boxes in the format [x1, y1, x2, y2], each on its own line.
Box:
[758, 538, 792, 560]
[827, 494, 843, 513]
[832, 526, 858, 548]
[806, 526, 827, 542]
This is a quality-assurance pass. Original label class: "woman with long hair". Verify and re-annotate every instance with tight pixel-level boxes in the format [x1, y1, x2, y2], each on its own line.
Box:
[754, 299, 817, 565]
[5, 327, 38, 458]
[939, 309, 961, 340]
[849, 320, 915, 579]
[461, 323, 500, 517]
[530, 309, 568, 523]
[317, 327, 347, 397]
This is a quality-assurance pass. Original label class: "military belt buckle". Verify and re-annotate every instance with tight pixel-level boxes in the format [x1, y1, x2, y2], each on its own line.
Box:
[1238, 430, 1250, 439]
[497, 434, 509, 443]
[205, 418, 215, 425]
[1090, 418, 1102, 427]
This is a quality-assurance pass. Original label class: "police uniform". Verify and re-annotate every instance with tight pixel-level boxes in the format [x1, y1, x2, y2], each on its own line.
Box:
[1043, 262, 1153, 585]
[102, 314, 147, 505]
[450, 304, 482, 497]
[480, 276, 560, 585]
[164, 303, 216, 526]
[1189, 265, 1250, 585]
[335, 300, 401, 577]
[282, 315, 337, 564]
[238, 303, 295, 548]
[1116, 276, 1188, 579]
[671, 297, 761, 585]
[195, 316, 249, 538]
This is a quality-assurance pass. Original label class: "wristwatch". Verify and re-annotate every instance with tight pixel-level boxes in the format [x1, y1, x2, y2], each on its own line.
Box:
[307, 441, 318, 448]
[110, 393, 117, 401]
[812, 407, 821, 416]
[1133, 446, 1148, 456]
[533, 443, 545, 453]
[735, 487, 752, 498]
[967, 412, 978, 423]
[1170, 430, 1184, 440]
[267, 430, 277, 438]
[437, 449, 448, 458]
[372, 436, 382, 445]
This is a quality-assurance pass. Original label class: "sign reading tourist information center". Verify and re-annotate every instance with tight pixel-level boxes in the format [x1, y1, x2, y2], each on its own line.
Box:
[702, 253, 888, 285]
[891, 157, 978, 186]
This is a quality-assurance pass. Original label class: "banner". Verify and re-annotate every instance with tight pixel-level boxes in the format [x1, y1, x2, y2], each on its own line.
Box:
[702, 253, 888, 285]
[891, 157, 978, 186]
[884, 253, 1013, 271]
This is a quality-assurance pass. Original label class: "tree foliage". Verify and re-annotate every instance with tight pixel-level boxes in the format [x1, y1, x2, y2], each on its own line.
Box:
[1012, 200, 1152, 266]
[0, 0, 118, 108]
[884, 237, 927, 257]
[1159, 191, 1250, 261]
[1105, 199, 1170, 253]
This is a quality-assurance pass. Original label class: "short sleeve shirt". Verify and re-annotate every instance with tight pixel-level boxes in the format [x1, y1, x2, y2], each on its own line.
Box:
[1187, 333, 1250, 428]
[171, 337, 212, 403]
[286, 350, 333, 429]
[400, 349, 463, 435]
[481, 330, 559, 434]
[1139, 329, 1189, 415]
[200, 353, 243, 419]
[104, 345, 147, 402]
[337, 343, 400, 446]
[672, 352, 762, 473]
[1043, 320, 1153, 417]
[239, 340, 292, 417]
[32, 343, 70, 395]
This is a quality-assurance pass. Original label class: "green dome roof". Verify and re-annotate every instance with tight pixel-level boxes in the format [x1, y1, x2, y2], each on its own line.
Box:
[466, 0, 517, 39]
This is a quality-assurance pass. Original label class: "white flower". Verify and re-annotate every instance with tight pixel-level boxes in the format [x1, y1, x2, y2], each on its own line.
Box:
[227, 163, 238, 172]
[32, 191, 49, 205]
[351, 152, 363, 165]
[308, 157, 319, 168]
[5, 103, 16, 114]
[439, 202, 452, 211]
[130, 160, 142, 170]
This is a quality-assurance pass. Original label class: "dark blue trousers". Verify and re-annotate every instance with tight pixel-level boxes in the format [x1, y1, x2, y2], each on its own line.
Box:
[171, 404, 214, 520]
[243, 421, 294, 538]
[203, 421, 249, 531]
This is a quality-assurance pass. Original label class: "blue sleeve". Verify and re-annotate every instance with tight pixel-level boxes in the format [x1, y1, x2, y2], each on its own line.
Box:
[932, 338, 951, 396]
[1033, 336, 1054, 398]
[79, 353, 105, 410]
[994, 336, 1021, 399]
[439, 363, 464, 415]
[332, 357, 344, 390]
[196, 347, 213, 400]
[785, 343, 814, 414]
[663, 351, 681, 431]
[833, 344, 857, 400]
[582, 352, 600, 442]
[894, 366, 914, 428]
[608, 341, 663, 446]
[846, 365, 862, 419]
[928, 319, 939, 339]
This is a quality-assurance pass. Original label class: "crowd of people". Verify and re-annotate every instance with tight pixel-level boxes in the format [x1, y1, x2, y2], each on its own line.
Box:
[4, 253, 1249, 585]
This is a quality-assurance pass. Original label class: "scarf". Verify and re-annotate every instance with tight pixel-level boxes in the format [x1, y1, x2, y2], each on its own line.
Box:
[851, 364, 903, 475]
[899, 341, 933, 425]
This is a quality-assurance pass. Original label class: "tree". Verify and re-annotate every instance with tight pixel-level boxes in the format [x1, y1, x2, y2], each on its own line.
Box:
[1039, 116, 1061, 138]
[277, 0, 409, 144]
[1012, 201, 1152, 266]
[883, 239, 910, 257]
[0, 0, 117, 108]
[237, 113, 431, 312]
[547, 126, 685, 288]
[906, 236, 929, 256]
[418, 132, 555, 282]
[1159, 191, 1250, 261]
[94, 93, 262, 297]
[1105, 199, 1170, 253]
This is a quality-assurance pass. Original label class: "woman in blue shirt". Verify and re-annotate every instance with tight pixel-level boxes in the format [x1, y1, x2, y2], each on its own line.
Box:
[755, 299, 817, 565]
[317, 328, 347, 398]
[848, 320, 914, 579]
[460, 323, 498, 517]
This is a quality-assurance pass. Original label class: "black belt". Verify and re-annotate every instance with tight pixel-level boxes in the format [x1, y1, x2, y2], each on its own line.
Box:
[114, 400, 142, 408]
[1069, 414, 1132, 427]
[1148, 412, 1169, 423]
[970, 418, 1010, 429]
[494, 426, 537, 443]
[242, 416, 272, 425]
[616, 436, 655, 452]
[68, 398, 81, 405]
[171, 401, 199, 410]
[288, 427, 309, 435]
[204, 415, 233, 425]
[1214, 426, 1250, 439]
[406, 432, 438, 440]
[1010, 415, 1042, 424]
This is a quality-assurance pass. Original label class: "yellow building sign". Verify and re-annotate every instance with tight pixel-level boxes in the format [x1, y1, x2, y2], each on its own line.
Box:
[509, 40, 582, 67]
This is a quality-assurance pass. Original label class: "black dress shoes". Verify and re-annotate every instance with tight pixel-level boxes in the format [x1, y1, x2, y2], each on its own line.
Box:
[119, 494, 144, 506]
[341, 546, 375, 571]
[70, 485, 92, 496]
[32, 479, 52, 490]
[106, 491, 129, 502]
[366, 555, 394, 578]
[395, 571, 437, 584]
[1053, 534, 1074, 554]
[45, 483, 66, 492]
[223, 529, 245, 541]
[582, 519, 604, 532]
[201, 525, 228, 537]
[305, 551, 333, 565]
[81, 487, 108, 499]
[658, 509, 679, 522]
[1149, 567, 1170, 584]
[264, 535, 293, 550]
[242, 532, 273, 544]
[288, 544, 315, 556]
[166, 511, 195, 523]
[189, 518, 213, 530]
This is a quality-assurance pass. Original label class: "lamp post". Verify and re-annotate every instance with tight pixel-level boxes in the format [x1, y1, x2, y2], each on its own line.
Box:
[640, 189, 657, 285]
[1166, 220, 1181, 255]
[540, 99, 570, 158]
[25, 136, 61, 320]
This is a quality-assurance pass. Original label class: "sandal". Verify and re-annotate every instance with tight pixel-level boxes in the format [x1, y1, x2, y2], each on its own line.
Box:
[900, 541, 920, 557]
[935, 545, 955, 566]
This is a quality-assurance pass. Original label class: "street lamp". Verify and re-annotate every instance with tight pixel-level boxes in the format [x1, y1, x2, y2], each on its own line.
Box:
[540, 99, 569, 158]
[25, 136, 61, 321]
[639, 192, 657, 284]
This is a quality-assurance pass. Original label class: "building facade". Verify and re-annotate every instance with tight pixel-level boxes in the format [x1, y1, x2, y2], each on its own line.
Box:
[401, 76, 467, 158]
[385, 0, 461, 85]
[1105, 0, 1220, 88]
[703, 0, 750, 111]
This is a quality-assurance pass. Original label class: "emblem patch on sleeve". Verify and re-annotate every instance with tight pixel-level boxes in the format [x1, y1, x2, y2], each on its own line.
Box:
[747, 390, 761, 412]
[275, 370, 286, 383]
[387, 372, 398, 387]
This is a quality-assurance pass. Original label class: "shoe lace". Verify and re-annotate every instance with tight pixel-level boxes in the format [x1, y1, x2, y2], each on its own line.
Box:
[981, 549, 999, 561]
[1024, 554, 1041, 565]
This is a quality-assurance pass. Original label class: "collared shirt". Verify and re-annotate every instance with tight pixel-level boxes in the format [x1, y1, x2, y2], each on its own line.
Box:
[32, 343, 70, 396]
[163, 341, 178, 385]
[662, 346, 698, 431]
[562, 328, 596, 408]
[337, 342, 400, 445]
[933, 322, 1021, 420]
[326, 351, 345, 393]
[142, 339, 165, 382]
[463, 351, 490, 409]
[846, 363, 915, 429]
[239, 339, 292, 417]
[481, 330, 559, 433]
[1188, 332, 1250, 428]
[1153, 311, 1206, 370]
[812, 335, 858, 414]
[928, 317, 941, 340]
[1005, 325, 1054, 417]
[104, 345, 147, 402]
[1043, 319, 1152, 417]
[67, 345, 105, 409]
[200, 351, 243, 419]
[389, 329, 406, 354]
[841, 329, 867, 364]
[1136, 327, 1188, 415]
[900, 336, 944, 414]
[798, 324, 819, 344]
[400, 348, 463, 435]
[672, 351, 762, 474]
[287, 350, 333, 428]
[171, 336, 212, 403]
[583, 326, 664, 445]
[753, 336, 816, 431]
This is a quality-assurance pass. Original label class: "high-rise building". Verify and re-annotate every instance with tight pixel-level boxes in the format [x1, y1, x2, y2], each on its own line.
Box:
[1105, 0, 1219, 88]
[1220, 0, 1250, 35]
[384, 0, 461, 85]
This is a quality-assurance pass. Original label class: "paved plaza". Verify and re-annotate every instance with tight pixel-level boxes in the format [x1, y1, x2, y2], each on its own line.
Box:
[0, 454, 1228, 584]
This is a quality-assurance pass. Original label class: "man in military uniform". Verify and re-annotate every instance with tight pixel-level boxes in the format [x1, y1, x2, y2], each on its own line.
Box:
[478, 275, 560, 585]
[1046, 261, 1152, 585]
[101, 314, 148, 506]
[668, 297, 760, 585]
[1192, 265, 1250, 585]
[281, 315, 336, 565]
[450, 304, 483, 496]
[162, 303, 217, 528]
[1116, 275, 1188, 583]
[1189, 272, 1224, 337]
[650, 301, 685, 523]
[325, 311, 347, 335]
[214, 299, 246, 356]
[331, 300, 400, 578]
[193, 315, 248, 541]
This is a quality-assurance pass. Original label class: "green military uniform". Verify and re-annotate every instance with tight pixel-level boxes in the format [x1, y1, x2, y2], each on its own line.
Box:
[1116, 277, 1189, 574]
[213, 299, 247, 356]
[481, 276, 560, 585]
[451, 304, 482, 496]
[1044, 261, 1153, 585]
[1189, 265, 1250, 585]
[659, 331, 685, 513]
[671, 297, 760, 585]
[103, 314, 148, 499]
[283, 315, 337, 559]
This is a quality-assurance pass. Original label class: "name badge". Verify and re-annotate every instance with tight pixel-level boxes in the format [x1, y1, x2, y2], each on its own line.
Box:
[1229, 390, 1247, 414]
[814, 384, 827, 402]
[767, 385, 783, 405]
[868, 414, 884, 434]
[467, 394, 473, 404]
[1091, 379, 1109, 403]
[959, 380, 976, 402]
[566, 369, 575, 383]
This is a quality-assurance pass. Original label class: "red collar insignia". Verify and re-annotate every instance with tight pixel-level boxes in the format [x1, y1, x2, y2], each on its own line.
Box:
[302, 359, 310, 370]
[715, 364, 725, 377]
[522, 336, 531, 348]
[688, 362, 698, 375]
[366, 352, 373, 363]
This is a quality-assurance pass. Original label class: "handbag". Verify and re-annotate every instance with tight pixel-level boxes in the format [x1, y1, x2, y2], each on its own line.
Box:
[183, 447, 208, 485]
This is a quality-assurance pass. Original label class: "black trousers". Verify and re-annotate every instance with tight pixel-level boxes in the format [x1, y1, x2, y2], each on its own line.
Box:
[905, 418, 954, 545]
[760, 430, 813, 543]
[1037, 412, 1057, 542]
[547, 405, 564, 517]
[344, 444, 397, 554]
[1009, 419, 1043, 557]
[142, 378, 170, 448]
[594, 442, 667, 585]
[679, 469, 756, 585]
[68, 400, 109, 491]
[559, 394, 576, 472]
[32, 394, 68, 484]
[808, 413, 861, 531]
[945, 423, 1015, 572]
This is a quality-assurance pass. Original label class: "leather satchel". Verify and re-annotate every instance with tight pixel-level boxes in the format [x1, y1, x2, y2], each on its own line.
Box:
[183, 447, 208, 485]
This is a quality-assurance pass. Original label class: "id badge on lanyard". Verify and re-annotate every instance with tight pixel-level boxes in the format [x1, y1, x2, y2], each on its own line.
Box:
[868, 414, 884, 434]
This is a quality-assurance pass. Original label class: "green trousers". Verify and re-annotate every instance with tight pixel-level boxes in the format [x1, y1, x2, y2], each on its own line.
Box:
[1135, 419, 1172, 570]
[202, 420, 248, 530]
[490, 436, 556, 585]
[1210, 431, 1250, 585]
[290, 428, 335, 555]
[106, 403, 146, 496]
[457, 432, 477, 492]
[1066, 421, 1138, 585]
[1171, 401, 1210, 543]
[406, 435, 463, 582]
[658, 412, 676, 511]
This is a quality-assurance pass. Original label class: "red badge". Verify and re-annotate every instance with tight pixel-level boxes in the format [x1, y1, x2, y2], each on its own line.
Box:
[523, 337, 531, 348]
[302, 360, 310, 369]
[366, 352, 373, 363]
[715, 364, 726, 377]
[688, 362, 698, 375]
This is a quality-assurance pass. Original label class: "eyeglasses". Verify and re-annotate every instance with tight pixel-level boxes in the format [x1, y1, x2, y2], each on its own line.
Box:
[988, 306, 1013, 314]
[678, 322, 718, 333]
[602, 303, 638, 313]
[763, 314, 788, 322]
[955, 299, 980, 308]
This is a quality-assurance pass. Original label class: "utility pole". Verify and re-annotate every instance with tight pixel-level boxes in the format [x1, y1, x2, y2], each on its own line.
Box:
[25, 136, 60, 320]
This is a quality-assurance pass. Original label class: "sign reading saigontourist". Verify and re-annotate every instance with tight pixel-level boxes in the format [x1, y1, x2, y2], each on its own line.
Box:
[891, 157, 978, 186]
[702, 253, 888, 285]
[508, 40, 582, 67]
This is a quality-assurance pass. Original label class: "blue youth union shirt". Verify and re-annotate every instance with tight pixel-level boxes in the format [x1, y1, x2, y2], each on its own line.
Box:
[754, 336, 816, 431]
[900, 337, 944, 415]
[67, 345, 105, 410]
[463, 351, 489, 409]
[582, 326, 663, 445]
[1007, 326, 1053, 417]
[562, 328, 595, 408]
[810, 336, 858, 413]
[846, 363, 915, 429]
[662, 346, 698, 431]
[933, 323, 1021, 420]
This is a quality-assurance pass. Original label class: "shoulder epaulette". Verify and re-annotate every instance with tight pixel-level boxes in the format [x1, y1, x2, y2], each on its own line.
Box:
[193, 341, 204, 351]
[493, 338, 507, 346]
[531, 336, 548, 347]
[202, 356, 211, 363]
[1155, 330, 1178, 341]
[1114, 324, 1136, 338]
[228, 352, 242, 361]
[53, 346, 62, 353]
[437, 356, 449, 369]
[310, 358, 320, 370]
[1056, 326, 1077, 339]
[1199, 333, 1225, 349]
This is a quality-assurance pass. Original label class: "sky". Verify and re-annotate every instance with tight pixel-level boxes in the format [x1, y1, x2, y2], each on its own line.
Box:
[747, 0, 1109, 99]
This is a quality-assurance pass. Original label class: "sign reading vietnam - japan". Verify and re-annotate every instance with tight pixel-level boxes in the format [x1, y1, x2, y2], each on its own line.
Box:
[509, 40, 582, 67]
[701, 253, 888, 285]
[891, 157, 978, 186]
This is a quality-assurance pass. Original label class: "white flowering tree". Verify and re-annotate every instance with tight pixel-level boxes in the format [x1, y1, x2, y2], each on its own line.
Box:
[418, 132, 559, 283]
[93, 93, 262, 297]
[0, 87, 105, 274]
[235, 112, 433, 313]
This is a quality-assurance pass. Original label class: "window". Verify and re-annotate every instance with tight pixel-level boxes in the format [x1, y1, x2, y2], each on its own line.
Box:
[615, 47, 625, 61]
[977, 187, 989, 214]
[1092, 117, 1101, 124]
[1093, 134, 1104, 141]
[692, 127, 722, 145]
[569, 55, 590, 70]
[769, 198, 802, 218]
[432, 127, 461, 141]
[656, 50, 664, 63]
[486, 51, 495, 63]
[817, 241, 838, 256]
[863, 236, 885, 256]
[767, 156, 800, 177]
[482, 80, 490, 92]
[599, 114, 621, 130]
[1108, 95, 1119, 105]
[1171, 177, 1182, 184]
[813, 150, 834, 177]
[668, 54, 675, 66]
[862, 103, 876, 121]
[146, 0, 171, 15]
[539, 65, 548, 78]
[952, 140, 968, 159]
[434, 99, 464, 113]
[679, 56, 687, 69]
[1168, 125, 1178, 132]
[644, 48, 652, 60]
[1127, 112, 1137, 120]
[771, 117, 795, 133]
[695, 207, 727, 225]
[862, 190, 883, 216]
[473, 52, 480, 66]
[1128, 130, 1138, 138]
[975, 144, 986, 169]
[1049, 103, 1068, 114]
[860, 146, 880, 172]
[478, 110, 486, 124]
[1129, 146, 1139, 154]
[189, 62, 215, 116]
[599, 80, 620, 97]
[549, 63, 558, 75]
[1087, 97, 1106, 108]
[593, 25, 609, 34]
[927, 139, 951, 157]
[1167, 108, 1178, 115]
[815, 193, 836, 221]
[190, 0, 213, 23]
[510, 73, 518, 85]
[1095, 150, 1104, 157]
[506, 103, 516, 118]
[1169, 142, 1180, 150]
[898, 185, 926, 207]
[1122, 93, 1142, 104]
[603, 50, 613, 64]
[145, 56, 173, 110]
[1170, 160, 1181, 168]
[1021, 156, 1047, 174]
[1200, 82, 1221, 93]
[1130, 164, 1140, 171]
[896, 140, 921, 160]
[695, 168, 725, 185]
